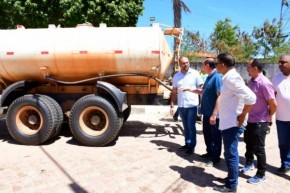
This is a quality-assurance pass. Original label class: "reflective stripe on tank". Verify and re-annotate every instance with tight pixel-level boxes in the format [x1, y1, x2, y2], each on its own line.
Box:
[151, 50, 160, 54]
[106, 50, 123, 54]
[72, 50, 88, 54]
[6, 52, 14, 55]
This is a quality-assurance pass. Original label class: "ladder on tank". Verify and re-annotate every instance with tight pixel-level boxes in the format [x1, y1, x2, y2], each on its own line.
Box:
[163, 27, 183, 74]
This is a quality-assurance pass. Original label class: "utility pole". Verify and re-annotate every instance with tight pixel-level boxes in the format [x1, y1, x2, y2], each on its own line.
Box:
[280, 0, 290, 37]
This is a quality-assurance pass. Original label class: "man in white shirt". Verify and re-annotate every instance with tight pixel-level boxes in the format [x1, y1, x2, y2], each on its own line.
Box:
[213, 53, 256, 193]
[170, 56, 203, 155]
[272, 54, 290, 175]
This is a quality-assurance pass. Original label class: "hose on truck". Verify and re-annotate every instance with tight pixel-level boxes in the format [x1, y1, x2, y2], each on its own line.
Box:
[45, 73, 173, 91]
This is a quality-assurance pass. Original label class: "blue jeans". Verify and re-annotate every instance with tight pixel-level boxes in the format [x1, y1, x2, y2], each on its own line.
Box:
[179, 107, 197, 149]
[202, 116, 222, 163]
[222, 126, 244, 190]
[276, 120, 290, 169]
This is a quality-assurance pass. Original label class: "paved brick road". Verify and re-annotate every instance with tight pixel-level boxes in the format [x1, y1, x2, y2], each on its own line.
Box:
[0, 105, 289, 193]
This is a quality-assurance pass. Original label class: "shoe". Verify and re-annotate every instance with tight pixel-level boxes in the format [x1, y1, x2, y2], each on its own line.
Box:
[266, 127, 270, 134]
[213, 185, 236, 193]
[199, 153, 211, 158]
[206, 160, 220, 167]
[240, 164, 255, 173]
[184, 148, 194, 155]
[196, 114, 202, 122]
[215, 177, 228, 184]
[276, 167, 290, 175]
[178, 145, 189, 151]
[173, 116, 178, 121]
[247, 175, 266, 184]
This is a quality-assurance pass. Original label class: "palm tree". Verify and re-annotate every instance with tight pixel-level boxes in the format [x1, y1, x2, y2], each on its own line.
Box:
[173, 0, 191, 28]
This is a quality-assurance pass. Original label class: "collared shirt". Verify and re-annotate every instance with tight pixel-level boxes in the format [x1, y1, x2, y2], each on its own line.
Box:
[219, 68, 256, 130]
[201, 70, 223, 117]
[173, 68, 203, 107]
[248, 73, 275, 123]
[272, 72, 290, 121]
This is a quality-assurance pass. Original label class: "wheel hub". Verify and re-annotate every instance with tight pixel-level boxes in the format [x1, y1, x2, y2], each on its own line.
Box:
[28, 115, 38, 125]
[90, 115, 100, 126]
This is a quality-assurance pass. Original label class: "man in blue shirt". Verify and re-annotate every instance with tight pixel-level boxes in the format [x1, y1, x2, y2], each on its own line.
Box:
[199, 58, 223, 167]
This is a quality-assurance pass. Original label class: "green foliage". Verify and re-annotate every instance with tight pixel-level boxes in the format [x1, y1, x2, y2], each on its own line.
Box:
[0, 0, 144, 29]
[210, 18, 238, 51]
[264, 40, 290, 63]
[210, 18, 240, 59]
[181, 29, 209, 61]
[236, 30, 257, 62]
[210, 18, 256, 62]
[252, 19, 285, 59]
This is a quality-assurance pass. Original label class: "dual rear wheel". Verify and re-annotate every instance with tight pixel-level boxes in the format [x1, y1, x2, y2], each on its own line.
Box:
[6, 95, 61, 145]
[6, 94, 128, 146]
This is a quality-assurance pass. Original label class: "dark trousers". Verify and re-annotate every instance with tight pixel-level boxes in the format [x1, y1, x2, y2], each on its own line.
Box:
[244, 122, 268, 177]
[202, 116, 222, 163]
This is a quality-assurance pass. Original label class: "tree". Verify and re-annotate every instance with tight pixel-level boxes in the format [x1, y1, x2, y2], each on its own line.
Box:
[210, 18, 239, 53]
[172, 0, 191, 28]
[269, 39, 290, 62]
[210, 18, 256, 62]
[236, 30, 257, 61]
[0, 0, 144, 29]
[181, 29, 210, 61]
[252, 19, 285, 59]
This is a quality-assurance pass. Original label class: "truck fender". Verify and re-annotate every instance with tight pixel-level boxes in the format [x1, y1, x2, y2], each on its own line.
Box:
[96, 81, 128, 113]
[0, 81, 38, 107]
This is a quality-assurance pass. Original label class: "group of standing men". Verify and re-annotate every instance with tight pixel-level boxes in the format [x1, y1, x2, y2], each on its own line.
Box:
[170, 53, 290, 193]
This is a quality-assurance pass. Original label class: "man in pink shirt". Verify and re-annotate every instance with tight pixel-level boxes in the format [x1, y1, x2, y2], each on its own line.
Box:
[241, 59, 277, 184]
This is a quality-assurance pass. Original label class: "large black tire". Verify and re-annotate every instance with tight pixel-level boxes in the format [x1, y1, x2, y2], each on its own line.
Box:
[6, 95, 55, 145]
[69, 95, 121, 146]
[123, 105, 131, 122]
[39, 95, 64, 138]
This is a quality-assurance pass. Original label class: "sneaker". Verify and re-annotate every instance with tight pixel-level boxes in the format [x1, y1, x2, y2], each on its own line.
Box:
[247, 175, 266, 184]
[266, 127, 270, 134]
[213, 185, 236, 193]
[215, 177, 228, 184]
[178, 145, 189, 151]
[276, 167, 290, 175]
[240, 164, 255, 173]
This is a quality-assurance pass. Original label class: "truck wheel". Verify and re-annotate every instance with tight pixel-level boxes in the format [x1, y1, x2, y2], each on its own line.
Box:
[6, 95, 55, 145]
[123, 105, 131, 122]
[69, 95, 121, 146]
[39, 95, 63, 138]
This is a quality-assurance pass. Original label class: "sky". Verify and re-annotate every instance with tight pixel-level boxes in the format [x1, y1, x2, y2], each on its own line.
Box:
[137, 0, 290, 38]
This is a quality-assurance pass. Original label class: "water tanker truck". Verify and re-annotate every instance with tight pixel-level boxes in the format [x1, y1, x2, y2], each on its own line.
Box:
[0, 23, 182, 146]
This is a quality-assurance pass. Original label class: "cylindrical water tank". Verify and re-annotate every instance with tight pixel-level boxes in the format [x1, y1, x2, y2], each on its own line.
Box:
[0, 24, 173, 86]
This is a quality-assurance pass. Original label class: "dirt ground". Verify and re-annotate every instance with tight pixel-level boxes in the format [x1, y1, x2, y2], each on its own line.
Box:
[0, 105, 289, 193]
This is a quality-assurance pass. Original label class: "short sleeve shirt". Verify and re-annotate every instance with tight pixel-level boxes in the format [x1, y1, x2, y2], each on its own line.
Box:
[200, 70, 223, 117]
[173, 68, 203, 107]
[272, 72, 290, 121]
[248, 73, 275, 123]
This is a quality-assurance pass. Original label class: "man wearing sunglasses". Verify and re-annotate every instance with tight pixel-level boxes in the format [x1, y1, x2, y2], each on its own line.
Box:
[272, 54, 290, 175]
